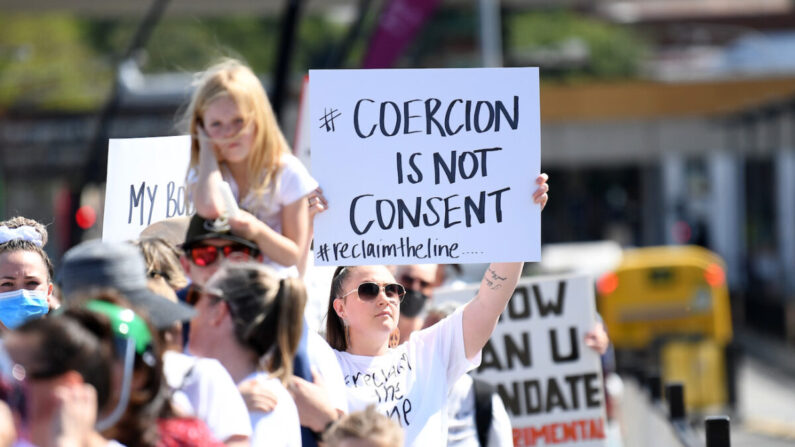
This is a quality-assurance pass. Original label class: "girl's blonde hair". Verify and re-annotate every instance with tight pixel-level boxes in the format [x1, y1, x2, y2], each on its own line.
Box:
[183, 58, 290, 198]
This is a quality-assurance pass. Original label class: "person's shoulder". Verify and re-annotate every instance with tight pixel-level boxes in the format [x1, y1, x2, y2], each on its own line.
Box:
[254, 374, 290, 395]
[162, 351, 195, 383]
[411, 306, 465, 342]
[163, 351, 227, 377]
[306, 329, 329, 349]
[279, 152, 305, 170]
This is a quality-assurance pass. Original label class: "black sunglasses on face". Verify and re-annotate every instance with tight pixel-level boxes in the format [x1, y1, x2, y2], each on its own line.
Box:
[340, 282, 406, 302]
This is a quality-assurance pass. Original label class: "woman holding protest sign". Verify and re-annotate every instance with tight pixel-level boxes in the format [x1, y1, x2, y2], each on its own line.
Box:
[184, 58, 317, 278]
[309, 177, 549, 446]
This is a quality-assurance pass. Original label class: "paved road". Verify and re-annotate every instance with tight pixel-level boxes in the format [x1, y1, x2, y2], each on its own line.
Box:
[618, 356, 795, 446]
[728, 356, 795, 446]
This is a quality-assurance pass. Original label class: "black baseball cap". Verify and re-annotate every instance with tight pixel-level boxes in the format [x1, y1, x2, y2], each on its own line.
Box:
[181, 215, 260, 253]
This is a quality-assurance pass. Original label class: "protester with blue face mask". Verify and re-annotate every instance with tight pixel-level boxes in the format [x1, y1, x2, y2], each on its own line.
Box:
[0, 216, 54, 330]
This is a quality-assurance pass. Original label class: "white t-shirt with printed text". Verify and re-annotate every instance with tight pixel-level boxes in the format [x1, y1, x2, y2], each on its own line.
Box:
[333, 307, 480, 447]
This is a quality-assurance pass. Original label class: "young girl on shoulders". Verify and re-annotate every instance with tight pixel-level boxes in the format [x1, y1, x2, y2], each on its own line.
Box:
[184, 59, 317, 277]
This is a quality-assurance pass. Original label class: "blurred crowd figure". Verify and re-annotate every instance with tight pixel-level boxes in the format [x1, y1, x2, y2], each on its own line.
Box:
[0, 57, 598, 447]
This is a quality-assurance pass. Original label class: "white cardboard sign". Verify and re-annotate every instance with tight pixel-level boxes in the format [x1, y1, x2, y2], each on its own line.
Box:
[434, 274, 608, 447]
[102, 136, 194, 242]
[309, 68, 541, 265]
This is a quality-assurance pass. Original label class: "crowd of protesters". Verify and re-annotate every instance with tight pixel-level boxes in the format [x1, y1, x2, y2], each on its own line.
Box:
[0, 58, 612, 447]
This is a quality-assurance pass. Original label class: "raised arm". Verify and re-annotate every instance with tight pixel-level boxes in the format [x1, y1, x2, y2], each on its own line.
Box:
[192, 128, 225, 219]
[228, 196, 309, 268]
[461, 173, 549, 359]
[462, 262, 523, 359]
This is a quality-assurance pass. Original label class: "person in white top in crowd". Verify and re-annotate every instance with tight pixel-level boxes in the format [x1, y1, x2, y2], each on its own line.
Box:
[143, 273, 252, 447]
[421, 301, 513, 447]
[311, 177, 549, 447]
[184, 58, 318, 278]
[186, 263, 305, 446]
[176, 215, 348, 436]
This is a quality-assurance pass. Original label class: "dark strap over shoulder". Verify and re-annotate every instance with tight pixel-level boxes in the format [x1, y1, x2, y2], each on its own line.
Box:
[473, 378, 495, 447]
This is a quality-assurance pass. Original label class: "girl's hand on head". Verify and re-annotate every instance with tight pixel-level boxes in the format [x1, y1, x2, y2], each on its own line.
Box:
[308, 187, 328, 219]
[533, 173, 549, 211]
[197, 125, 224, 162]
[238, 378, 278, 413]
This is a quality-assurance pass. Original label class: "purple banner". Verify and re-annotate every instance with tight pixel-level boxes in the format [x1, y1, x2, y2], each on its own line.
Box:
[362, 0, 442, 69]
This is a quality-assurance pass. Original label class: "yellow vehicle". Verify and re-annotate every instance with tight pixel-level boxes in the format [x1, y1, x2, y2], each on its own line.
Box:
[596, 245, 734, 411]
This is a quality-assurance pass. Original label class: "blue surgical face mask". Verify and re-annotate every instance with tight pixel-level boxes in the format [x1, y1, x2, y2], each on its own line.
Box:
[0, 289, 49, 329]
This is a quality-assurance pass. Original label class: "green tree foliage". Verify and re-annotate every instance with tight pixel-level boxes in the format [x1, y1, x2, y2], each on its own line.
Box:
[83, 16, 281, 74]
[0, 13, 112, 110]
[0, 12, 352, 111]
[507, 10, 647, 81]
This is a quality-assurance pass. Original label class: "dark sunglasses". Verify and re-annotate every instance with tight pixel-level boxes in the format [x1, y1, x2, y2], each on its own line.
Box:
[185, 284, 224, 306]
[188, 243, 258, 267]
[340, 282, 406, 302]
[400, 274, 432, 290]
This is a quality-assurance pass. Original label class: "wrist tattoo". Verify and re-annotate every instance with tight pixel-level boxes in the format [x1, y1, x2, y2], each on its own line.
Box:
[485, 268, 507, 290]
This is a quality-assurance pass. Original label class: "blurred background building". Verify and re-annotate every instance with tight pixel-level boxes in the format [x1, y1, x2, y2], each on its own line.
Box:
[3, 0, 795, 344]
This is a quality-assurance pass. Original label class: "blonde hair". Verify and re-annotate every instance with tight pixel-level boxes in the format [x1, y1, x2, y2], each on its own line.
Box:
[134, 237, 188, 290]
[324, 406, 404, 447]
[183, 58, 290, 199]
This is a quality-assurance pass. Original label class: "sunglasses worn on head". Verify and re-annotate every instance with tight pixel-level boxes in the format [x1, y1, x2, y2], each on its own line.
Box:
[188, 243, 257, 267]
[340, 282, 406, 302]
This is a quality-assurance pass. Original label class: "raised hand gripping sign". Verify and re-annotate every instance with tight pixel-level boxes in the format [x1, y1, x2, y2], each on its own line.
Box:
[309, 68, 541, 266]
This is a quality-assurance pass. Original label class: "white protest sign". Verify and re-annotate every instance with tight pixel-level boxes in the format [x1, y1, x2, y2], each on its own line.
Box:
[434, 274, 608, 447]
[309, 68, 540, 265]
[102, 136, 194, 242]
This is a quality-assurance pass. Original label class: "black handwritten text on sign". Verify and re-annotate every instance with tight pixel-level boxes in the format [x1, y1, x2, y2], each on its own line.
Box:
[128, 181, 193, 226]
[309, 68, 541, 266]
[478, 281, 602, 417]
